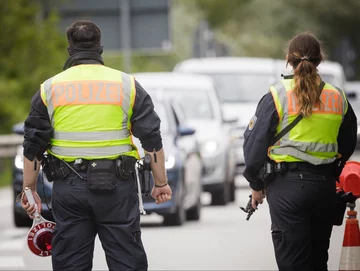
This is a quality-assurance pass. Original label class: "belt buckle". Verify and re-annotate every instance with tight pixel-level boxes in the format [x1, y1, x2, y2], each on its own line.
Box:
[73, 159, 87, 171]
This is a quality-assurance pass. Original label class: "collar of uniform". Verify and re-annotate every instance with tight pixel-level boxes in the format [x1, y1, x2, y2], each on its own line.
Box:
[281, 74, 294, 79]
[63, 51, 104, 71]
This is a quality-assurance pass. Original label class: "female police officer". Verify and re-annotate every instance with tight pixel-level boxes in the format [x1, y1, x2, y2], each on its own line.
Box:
[243, 32, 357, 271]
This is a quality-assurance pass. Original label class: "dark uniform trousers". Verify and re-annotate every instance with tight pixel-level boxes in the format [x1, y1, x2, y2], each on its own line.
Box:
[51, 172, 148, 271]
[266, 170, 336, 271]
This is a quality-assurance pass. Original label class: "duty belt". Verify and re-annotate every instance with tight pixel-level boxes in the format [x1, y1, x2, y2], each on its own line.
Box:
[42, 155, 137, 181]
[275, 162, 334, 175]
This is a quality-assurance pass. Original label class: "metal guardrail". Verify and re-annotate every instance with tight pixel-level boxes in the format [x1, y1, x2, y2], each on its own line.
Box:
[0, 134, 23, 158]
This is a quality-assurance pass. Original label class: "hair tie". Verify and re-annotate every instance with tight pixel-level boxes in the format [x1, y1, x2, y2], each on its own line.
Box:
[301, 56, 310, 61]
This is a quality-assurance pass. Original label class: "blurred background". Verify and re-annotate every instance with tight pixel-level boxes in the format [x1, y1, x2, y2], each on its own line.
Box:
[0, 0, 360, 270]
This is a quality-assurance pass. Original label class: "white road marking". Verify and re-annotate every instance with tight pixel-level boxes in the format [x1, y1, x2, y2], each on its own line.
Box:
[0, 256, 25, 269]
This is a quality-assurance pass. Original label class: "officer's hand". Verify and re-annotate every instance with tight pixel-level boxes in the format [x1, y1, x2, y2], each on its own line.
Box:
[251, 189, 265, 209]
[21, 190, 42, 219]
[151, 184, 172, 204]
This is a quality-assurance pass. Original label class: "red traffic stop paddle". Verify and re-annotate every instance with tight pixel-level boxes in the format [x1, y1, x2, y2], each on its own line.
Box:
[24, 188, 56, 257]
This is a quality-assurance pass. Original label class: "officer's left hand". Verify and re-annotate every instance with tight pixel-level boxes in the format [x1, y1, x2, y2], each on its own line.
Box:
[251, 189, 265, 209]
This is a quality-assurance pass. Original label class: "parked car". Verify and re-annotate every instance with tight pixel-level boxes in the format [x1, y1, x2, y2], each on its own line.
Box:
[274, 59, 347, 89]
[133, 72, 237, 205]
[174, 57, 277, 172]
[133, 97, 203, 225]
[12, 98, 203, 227]
[345, 81, 360, 149]
[12, 123, 54, 227]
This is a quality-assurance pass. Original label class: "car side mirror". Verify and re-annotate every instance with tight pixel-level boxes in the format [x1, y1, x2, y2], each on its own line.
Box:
[12, 123, 25, 135]
[177, 126, 196, 136]
[346, 91, 357, 100]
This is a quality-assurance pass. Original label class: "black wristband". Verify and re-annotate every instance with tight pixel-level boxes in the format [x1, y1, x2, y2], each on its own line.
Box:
[155, 182, 168, 188]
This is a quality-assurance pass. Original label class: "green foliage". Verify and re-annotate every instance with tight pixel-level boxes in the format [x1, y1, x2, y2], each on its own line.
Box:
[193, 0, 251, 28]
[0, 158, 12, 187]
[104, 52, 181, 74]
[188, 0, 360, 78]
[0, 0, 67, 133]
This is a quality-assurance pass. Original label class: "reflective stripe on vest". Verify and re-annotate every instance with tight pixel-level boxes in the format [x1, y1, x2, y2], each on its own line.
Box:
[51, 145, 132, 158]
[53, 130, 130, 141]
[268, 79, 347, 165]
[40, 65, 138, 160]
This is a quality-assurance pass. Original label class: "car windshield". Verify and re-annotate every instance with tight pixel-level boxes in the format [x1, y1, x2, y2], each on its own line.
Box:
[319, 73, 344, 89]
[152, 102, 170, 134]
[320, 74, 335, 85]
[149, 89, 214, 120]
[208, 73, 276, 103]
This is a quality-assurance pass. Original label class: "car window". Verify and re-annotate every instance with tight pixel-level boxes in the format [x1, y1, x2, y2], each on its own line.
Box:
[208, 73, 276, 103]
[149, 89, 214, 120]
[171, 102, 186, 126]
[153, 102, 170, 134]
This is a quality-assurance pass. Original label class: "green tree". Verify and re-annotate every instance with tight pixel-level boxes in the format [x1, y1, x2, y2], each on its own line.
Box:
[0, 0, 67, 133]
[190, 0, 360, 78]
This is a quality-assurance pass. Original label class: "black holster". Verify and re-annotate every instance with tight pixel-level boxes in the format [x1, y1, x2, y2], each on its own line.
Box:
[115, 156, 137, 180]
[137, 154, 151, 195]
[258, 160, 276, 186]
[42, 154, 71, 182]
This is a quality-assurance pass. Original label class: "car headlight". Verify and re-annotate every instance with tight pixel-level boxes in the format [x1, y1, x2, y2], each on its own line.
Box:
[14, 145, 23, 170]
[165, 155, 176, 169]
[200, 140, 218, 157]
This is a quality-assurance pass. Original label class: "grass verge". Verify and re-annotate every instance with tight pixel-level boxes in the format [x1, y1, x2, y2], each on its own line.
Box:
[0, 158, 12, 188]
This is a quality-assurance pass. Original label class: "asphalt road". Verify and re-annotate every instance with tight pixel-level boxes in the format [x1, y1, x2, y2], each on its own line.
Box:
[0, 172, 359, 271]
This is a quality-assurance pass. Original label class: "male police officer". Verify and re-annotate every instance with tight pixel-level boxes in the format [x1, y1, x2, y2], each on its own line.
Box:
[21, 20, 171, 271]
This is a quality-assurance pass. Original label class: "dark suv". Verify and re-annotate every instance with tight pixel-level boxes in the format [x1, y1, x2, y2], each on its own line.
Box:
[12, 123, 53, 227]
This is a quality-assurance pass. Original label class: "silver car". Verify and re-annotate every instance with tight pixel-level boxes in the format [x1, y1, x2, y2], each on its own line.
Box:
[133, 72, 237, 205]
[174, 57, 278, 173]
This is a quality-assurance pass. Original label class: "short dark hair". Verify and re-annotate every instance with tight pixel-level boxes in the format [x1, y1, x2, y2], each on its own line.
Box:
[66, 20, 101, 49]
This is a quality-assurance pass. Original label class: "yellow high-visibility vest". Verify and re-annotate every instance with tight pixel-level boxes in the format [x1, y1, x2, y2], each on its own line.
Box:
[268, 78, 348, 165]
[40, 64, 139, 161]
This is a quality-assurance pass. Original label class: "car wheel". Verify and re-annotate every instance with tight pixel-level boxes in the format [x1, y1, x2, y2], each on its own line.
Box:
[229, 179, 236, 202]
[210, 182, 229, 206]
[186, 199, 201, 221]
[13, 208, 31, 228]
[163, 180, 186, 226]
[163, 203, 186, 226]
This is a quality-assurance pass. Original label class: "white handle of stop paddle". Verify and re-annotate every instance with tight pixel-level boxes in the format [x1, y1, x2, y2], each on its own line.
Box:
[134, 164, 146, 215]
[24, 188, 40, 219]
